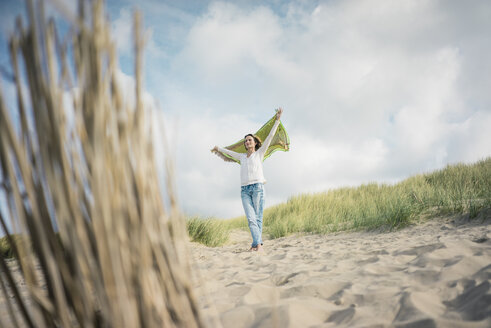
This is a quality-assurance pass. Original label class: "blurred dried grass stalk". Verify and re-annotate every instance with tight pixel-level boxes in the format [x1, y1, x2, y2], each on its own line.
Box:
[0, 0, 206, 327]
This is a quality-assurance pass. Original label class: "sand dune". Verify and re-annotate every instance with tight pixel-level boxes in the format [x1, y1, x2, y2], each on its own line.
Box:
[192, 215, 491, 327]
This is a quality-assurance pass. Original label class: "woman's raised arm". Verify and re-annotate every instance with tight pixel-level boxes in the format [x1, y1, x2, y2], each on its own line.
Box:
[258, 108, 283, 155]
[212, 145, 242, 162]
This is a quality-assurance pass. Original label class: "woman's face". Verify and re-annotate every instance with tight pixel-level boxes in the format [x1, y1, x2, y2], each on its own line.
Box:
[244, 135, 256, 150]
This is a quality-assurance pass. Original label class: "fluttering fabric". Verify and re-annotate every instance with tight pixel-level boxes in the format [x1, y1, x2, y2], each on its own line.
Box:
[212, 112, 290, 163]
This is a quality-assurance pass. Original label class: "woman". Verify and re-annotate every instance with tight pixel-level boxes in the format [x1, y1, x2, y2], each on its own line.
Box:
[212, 108, 283, 252]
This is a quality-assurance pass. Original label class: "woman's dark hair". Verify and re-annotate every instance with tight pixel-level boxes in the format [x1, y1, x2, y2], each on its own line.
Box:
[244, 134, 262, 151]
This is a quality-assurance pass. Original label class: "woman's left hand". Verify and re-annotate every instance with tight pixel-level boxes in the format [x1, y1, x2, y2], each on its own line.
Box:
[276, 107, 283, 120]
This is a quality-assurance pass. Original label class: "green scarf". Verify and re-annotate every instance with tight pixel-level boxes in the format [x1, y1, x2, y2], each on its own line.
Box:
[213, 113, 290, 163]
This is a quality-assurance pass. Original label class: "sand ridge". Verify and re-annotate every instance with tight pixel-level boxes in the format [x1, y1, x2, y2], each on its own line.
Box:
[191, 217, 491, 327]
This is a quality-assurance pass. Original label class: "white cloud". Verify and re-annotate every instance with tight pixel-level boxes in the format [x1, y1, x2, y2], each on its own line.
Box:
[181, 3, 293, 82]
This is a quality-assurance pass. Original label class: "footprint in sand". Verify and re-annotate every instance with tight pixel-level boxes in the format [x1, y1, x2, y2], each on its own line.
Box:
[326, 306, 356, 325]
[271, 272, 301, 286]
[393, 243, 446, 256]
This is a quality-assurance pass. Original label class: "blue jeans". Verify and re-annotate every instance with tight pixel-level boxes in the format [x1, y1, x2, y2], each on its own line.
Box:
[241, 183, 265, 247]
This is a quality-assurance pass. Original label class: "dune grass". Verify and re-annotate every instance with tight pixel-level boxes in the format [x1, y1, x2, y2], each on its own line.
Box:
[186, 217, 230, 247]
[0, 1, 205, 327]
[186, 157, 490, 246]
[265, 158, 490, 238]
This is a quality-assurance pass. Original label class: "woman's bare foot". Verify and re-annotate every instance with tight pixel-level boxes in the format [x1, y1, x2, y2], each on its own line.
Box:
[248, 246, 257, 252]
[256, 244, 264, 252]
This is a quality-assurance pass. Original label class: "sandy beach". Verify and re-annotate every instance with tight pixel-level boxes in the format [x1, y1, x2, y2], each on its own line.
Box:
[1, 215, 490, 327]
[191, 215, 491, 328]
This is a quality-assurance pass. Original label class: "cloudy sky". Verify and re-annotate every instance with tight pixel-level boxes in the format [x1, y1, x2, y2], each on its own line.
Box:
[1, 0, 490, 220]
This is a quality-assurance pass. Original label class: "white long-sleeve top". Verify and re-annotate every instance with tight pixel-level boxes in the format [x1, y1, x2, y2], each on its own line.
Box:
[218, 119, 281, 186]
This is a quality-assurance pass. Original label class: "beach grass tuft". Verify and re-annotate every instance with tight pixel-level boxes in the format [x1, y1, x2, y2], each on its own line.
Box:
[187, 217, 229, 247]
[0, 1, 205, 327]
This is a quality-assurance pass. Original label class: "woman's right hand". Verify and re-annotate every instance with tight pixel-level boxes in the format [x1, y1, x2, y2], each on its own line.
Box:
[276, 107, 283, 120]
[211, 145, 218, 152]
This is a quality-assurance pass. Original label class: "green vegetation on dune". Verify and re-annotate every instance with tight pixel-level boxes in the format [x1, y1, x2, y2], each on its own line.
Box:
[186, 157, 490, 246]
[186, 217, 230, 247]
[223, 216, 249, 230]
[264, 157, 490, 238]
